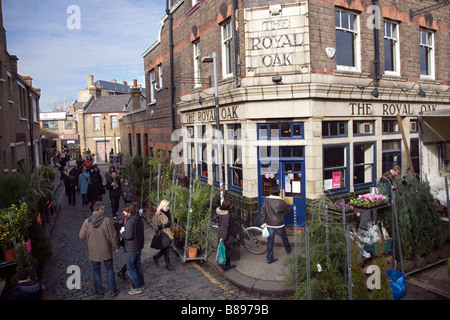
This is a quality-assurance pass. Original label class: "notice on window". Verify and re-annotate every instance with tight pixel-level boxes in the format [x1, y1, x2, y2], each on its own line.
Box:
[332, 172, 341, 188]
[292, 180, 301, 194]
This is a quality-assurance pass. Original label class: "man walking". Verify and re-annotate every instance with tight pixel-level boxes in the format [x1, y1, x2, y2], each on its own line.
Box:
[260, 185, 292, 264]
[79, 201, 120, 297]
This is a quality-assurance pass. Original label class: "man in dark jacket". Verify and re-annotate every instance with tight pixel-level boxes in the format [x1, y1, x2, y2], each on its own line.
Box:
[106, 171, 122, 219]
[120, 203, 145, 295]
[11, 268, 43, 300]
[260, 185, 292, 263]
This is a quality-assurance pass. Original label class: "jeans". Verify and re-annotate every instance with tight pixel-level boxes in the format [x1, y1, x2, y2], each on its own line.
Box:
[266, 227, 292, 263]
[91, 259, 117, 294]
[110, 196, 120, 218]
[125, 251, 145, 290]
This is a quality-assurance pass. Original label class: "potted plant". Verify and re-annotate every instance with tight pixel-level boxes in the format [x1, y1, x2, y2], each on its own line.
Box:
[0, 203, 31, 262]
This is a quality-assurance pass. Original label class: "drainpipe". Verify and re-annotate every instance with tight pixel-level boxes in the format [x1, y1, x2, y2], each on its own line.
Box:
[167, 0, 176, 132]
[372, 0, 380, 82]
[233, 0, 241, 87]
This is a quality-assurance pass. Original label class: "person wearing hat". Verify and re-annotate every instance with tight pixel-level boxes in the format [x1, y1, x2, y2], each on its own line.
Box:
[11, 268, 43, 300]
[79, 201, 120, 298]
[260, 185, 292, 264]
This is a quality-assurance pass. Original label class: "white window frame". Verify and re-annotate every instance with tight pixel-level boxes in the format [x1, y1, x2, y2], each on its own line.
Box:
[150, 69, 156, 104]
[419, 29, 435, 80]
[192, 0, 199, 6]
[221, 21, 233, 78]
[193, 41, 202, 88]
[93, 116, 101, 131]
[384, 21, 400, 76]
[157, 64, 163, 91]
[335, 9, 361, 72]
[111, 115, 118, 129]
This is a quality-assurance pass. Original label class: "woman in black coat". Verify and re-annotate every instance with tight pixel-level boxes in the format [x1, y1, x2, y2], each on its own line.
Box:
[87, 174, 105, 212]
[216, 197, 237, 271]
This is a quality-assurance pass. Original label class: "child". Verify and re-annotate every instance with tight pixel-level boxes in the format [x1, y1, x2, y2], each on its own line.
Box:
[122, 179, 134, 204]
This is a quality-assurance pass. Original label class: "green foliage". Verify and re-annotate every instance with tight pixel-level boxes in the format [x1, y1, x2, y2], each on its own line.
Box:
[285, 195, 348, 300]
[393, 173, 445, 259]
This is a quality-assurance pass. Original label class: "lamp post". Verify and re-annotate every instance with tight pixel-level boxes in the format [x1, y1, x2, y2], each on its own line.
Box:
[202, 51, 223, 204]
[102, 115, 107, 163]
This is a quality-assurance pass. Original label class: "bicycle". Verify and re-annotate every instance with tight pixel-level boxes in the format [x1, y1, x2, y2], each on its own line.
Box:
[210, 213, 267, 255]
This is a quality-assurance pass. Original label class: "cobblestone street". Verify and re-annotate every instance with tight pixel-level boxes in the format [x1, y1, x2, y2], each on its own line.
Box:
[41, 170, 286, 301]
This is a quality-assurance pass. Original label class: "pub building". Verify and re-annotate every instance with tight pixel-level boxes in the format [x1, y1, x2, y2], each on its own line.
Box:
[124, 0, 449, 230]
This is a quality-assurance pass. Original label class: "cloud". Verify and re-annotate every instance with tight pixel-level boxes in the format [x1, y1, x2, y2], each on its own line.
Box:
[3, 0, 166, 110]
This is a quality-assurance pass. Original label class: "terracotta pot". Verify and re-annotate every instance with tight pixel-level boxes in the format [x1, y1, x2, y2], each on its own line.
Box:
[188, 247, 198, 258]
[3, 247, 16, 262]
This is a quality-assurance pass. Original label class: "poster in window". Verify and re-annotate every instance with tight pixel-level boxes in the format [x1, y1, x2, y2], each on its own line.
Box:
[332, 171, 341, 188]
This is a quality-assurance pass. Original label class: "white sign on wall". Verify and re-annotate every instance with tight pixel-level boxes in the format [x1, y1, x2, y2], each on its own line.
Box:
[244, 2, 309, 76]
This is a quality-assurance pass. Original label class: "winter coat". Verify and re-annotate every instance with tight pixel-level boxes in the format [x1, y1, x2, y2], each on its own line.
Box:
[260, 195, 291, 228]
[152, 209, 174, 240]
[216, 207, 236, 245]
[78, 171, 91, 195]
[79, 210, 119, 262]
[87, 180, 106, 203]
[121, 214, 145, 252]
[122, 184, 134, 202]
[106, 175, 122, 198]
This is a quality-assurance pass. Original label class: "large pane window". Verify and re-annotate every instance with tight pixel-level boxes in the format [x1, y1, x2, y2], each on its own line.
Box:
[228, 145, 242, 190]
[335, 9, 360, 71]
[322, 121, 347, 138]
[354, 143, 375, 189]
[420, 29, 434, 78]
[222, 21, 233, 78]
[384, 21, 400, 75]
[323, 145, 348, 192]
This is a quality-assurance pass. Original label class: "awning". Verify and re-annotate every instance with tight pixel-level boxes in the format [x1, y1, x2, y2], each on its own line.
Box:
[418, 109, 450, 144]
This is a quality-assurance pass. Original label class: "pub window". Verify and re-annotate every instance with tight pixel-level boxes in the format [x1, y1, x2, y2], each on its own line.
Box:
[353, 120, 374, 136]
[227, 124, 242, 140]
[221, 21, 233, 78]
[323, 144, 349, 193]
[335, 9, 360, 71]
[322, 121, 348, 138]
[410, 139, 420, 174]
[258, 123, 304, 140]
[198, 143, 208, 180]
[354, 142, 376, 190]
[420, 29, 435, 79]
[382, 119, 399, 134]
[384, 21, 400, 75]
[228, 145, 243, 190]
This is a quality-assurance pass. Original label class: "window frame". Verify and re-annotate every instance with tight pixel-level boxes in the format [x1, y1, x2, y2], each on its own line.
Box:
[419, 29, 435, 79]
[335, 9, 361, 72]
[353, 142, 376, 191]
[221, 21, 233, 78]
[384, 20, 400, 76]
[193, 41, 202, 88]
[149, 69, 156, 104]
[323, 144, 350, 194]
[322, 121, 348, 138]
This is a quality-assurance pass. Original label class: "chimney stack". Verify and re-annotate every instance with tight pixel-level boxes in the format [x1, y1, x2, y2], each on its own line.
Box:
[130, 79, 141, 110]
[88, 74, 94, 88]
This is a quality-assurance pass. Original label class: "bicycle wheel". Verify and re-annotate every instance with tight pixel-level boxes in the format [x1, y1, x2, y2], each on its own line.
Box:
[242, 227, 267, 255]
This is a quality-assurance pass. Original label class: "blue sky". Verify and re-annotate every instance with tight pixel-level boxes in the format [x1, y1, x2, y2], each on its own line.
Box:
[3, 0, 166, 111]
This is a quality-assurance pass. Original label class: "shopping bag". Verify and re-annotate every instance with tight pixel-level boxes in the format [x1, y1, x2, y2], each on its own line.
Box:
[216, 241, 226, 265]
[262, 226, 269, 238]
[151, 231, 171, 249]
[387, 270, 406, 300]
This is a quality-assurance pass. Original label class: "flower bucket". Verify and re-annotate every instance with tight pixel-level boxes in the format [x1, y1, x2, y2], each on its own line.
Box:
[3, 247, 16, 262]
[188, 247, 198, 258]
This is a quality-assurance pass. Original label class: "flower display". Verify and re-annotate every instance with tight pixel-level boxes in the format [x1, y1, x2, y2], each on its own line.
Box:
[349, 193, 388, 208]
[329, 201, 354, 213]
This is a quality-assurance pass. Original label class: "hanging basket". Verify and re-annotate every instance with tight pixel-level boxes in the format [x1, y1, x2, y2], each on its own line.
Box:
[3, 247, 16, 262]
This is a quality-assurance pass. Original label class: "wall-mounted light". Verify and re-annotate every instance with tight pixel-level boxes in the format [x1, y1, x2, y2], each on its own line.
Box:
[411, 83, 426, 97]
[356, 80, 379, 98]
[272, 75, 282, 83]
[199, 96, 205, 105]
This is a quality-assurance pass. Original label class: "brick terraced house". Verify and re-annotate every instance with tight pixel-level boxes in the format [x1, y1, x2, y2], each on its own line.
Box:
[0, 0, 41, 176]
[121, 0, 449, 228]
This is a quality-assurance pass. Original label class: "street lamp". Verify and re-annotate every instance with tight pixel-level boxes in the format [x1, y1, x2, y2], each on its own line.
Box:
[202, 51, 223, 204]
[102, 115, 107, 163]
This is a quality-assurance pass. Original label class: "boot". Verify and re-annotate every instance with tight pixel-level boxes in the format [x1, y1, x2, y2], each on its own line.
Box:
[153, 254, 160, 266]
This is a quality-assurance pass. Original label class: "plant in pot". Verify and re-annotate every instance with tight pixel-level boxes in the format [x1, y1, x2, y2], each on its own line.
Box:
[0, 203, 31, 262]
[170, 179, 218, 257]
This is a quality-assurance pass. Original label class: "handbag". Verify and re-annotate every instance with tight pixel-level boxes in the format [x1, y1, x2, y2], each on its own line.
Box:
[151, 231, 171, 249]
[216, 240, 226, 265]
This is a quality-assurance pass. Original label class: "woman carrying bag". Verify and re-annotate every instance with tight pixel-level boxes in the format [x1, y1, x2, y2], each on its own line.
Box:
[151, 200, 175, 271]
[216, 198, 237, 271]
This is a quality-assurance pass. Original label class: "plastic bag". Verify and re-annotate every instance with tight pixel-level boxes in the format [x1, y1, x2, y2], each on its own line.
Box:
[216, 241, 226, 265]
[387, 270, 406, 300]
[262, 226, 269, 238]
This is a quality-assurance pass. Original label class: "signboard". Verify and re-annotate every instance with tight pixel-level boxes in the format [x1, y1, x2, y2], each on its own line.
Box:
[244, 2, 309, 76]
